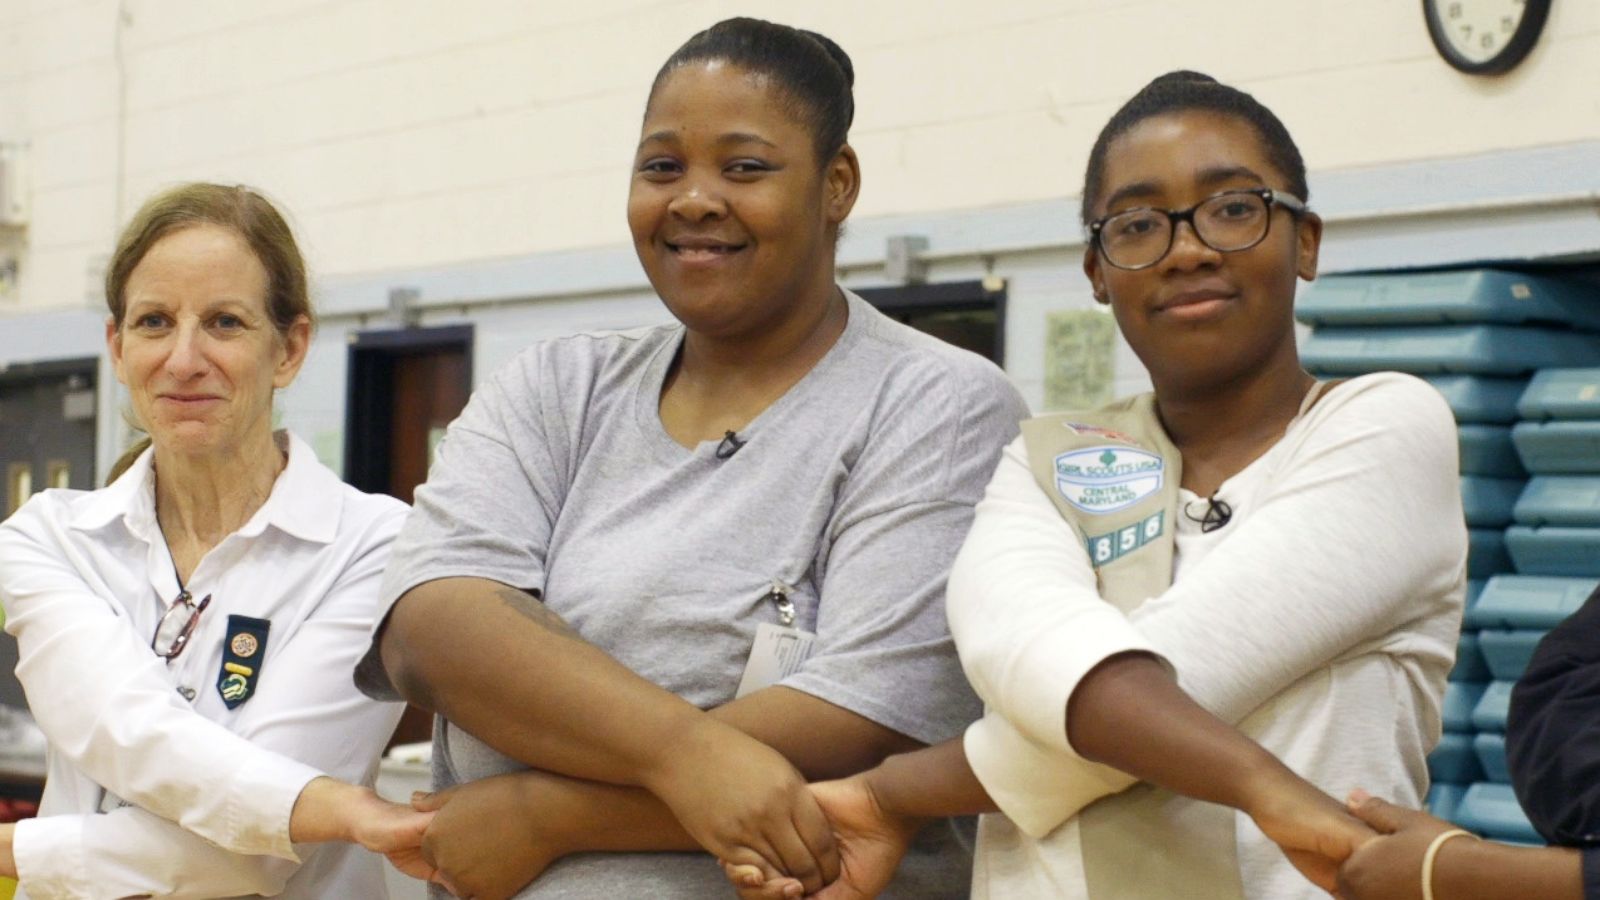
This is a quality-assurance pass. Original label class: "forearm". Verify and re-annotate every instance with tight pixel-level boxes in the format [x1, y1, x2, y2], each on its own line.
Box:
[863, 738, 997, 820]
[514, 687, 924, 857]
[1, 823, 15, 879]
[1066, 652, 1304, 816]
[519, 772, 699, 856]
[381, 577, 718, 789]
[1434, 841, 1582, 900]
[287, 777, 371, 844]
[709, 686, 922, 780]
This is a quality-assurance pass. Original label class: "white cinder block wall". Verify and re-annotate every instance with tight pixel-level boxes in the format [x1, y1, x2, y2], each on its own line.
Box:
[4, 0, 1600, 465]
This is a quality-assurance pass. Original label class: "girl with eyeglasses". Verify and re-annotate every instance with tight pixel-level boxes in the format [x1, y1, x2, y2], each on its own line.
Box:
[0, 184, 433, 897]
[730, 70, 1467, 900]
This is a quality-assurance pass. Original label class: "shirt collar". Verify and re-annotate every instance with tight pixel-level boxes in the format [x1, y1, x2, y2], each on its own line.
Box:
[68, 431, 343, 545]
[68, 442, 158, 536]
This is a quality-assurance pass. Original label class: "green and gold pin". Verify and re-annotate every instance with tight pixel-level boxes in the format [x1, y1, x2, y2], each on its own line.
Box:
[217, 615, 270, 709]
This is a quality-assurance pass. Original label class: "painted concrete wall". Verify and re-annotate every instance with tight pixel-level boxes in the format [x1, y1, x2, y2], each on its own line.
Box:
[3, 1, 1598, 473]
[4, 0, 1598, 312]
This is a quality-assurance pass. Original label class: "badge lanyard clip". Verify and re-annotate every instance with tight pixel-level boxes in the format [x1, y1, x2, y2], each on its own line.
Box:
[766, 580, 796, 627]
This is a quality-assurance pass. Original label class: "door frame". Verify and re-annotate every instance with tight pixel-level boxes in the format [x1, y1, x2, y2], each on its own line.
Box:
[0, 355, 98, 504]
[342, 324, 473, 496]
[854, 279, 1008, 364]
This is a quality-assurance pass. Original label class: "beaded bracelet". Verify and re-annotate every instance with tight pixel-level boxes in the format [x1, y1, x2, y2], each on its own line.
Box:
[1421, 828, 1479, 900]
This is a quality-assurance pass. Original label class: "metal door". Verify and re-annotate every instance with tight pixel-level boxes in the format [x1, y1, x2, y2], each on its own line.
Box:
[0, 358, 98, 709]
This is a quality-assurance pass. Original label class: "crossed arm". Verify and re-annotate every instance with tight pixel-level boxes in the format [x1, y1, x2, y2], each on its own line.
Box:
[734, 380, 1464, 897]
[379, 577, 922, 897]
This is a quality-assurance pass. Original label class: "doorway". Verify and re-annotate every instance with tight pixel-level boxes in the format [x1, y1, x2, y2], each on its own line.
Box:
[0, 358, 98, 710]
[345, 326, 472, 747]
[856, 279, 1006, 364]
[344, 325, 473, 504]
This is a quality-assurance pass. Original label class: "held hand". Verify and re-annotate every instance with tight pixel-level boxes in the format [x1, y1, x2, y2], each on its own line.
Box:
[343, 787, 436, 857]
[413, 773, 566, 900]
[1337, 790, 1461, 900]
[1242, 771, 1377, 893]
[287, 778, 437, 882]
[720, 774, 924, 900]
[644, 718, 839, 895]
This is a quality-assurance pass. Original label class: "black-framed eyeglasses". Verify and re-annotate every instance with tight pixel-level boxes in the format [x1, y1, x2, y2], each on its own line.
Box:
[1088, 188, 1308, 271]
[152, 590, 212, 661]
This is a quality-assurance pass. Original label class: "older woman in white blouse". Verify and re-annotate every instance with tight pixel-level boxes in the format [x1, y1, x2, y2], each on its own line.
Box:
[0, 184, 430, 898]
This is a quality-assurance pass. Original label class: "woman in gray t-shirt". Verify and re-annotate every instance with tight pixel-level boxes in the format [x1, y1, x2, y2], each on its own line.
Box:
[356, 17, 1026, 899]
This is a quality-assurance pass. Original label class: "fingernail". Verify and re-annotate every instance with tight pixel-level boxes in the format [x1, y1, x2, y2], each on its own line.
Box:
[1347, 788, 1371, 806]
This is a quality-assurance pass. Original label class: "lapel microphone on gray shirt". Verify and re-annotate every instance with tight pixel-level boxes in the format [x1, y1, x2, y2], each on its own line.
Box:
[1183, 495, 1233, 532]
[715, 430, 747, 460]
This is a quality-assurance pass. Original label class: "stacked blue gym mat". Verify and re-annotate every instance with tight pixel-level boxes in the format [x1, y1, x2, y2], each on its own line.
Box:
[1299, 268, 1600, 844]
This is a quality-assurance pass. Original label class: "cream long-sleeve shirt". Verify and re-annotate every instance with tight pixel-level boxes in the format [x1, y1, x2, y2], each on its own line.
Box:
[0, 433, 407, 899]
[949, 372, 1467, 899]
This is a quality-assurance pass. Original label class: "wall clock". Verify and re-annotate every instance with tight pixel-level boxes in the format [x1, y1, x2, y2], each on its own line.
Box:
[1423, 0, 1553, 74]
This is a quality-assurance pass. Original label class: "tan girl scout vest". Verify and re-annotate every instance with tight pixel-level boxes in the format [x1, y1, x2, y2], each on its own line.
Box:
[1020, 392, 1246, 900]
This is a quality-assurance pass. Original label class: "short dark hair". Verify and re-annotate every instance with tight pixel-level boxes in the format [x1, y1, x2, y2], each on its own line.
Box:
[1081, 70, 1308, 224]
[649, 17, 855, 164]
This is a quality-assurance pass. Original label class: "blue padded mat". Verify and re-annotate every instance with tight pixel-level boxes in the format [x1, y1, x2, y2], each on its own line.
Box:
[1302, 326, 1600, 376]
[1506, 526, 1600, 577]
[1428, 732, 1485, 784]
[1427, 782, 1469, 822]
[1474, 575, 1595, 629]
[1463, 579, 1486, 628]
[1451, 631, 1492, 683]
[1443, 681, 1488, 733]
[1479, 631, 1545, 682]
[1297, 270, 1600, 328]
[1469, 680, 1515, 732]
[1463, 476, 1527, 527]
[1514, 477, 1600, 526]
[1460, 425, 1525, 477]
[1469, 528, 1514, 578]
[1456, 782, 1542, 842]
[1473, 732, 1510, 783]
[1518, 368, 1600, 419]
[1512, 421, 1600, 474]
[1425, 375, 1528, 424]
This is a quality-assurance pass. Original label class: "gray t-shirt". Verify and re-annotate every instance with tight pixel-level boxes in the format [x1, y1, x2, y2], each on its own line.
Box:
[359, 290, 1027, 898]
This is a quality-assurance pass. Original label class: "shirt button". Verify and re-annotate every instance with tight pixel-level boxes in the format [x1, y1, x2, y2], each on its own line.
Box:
[177, 686, 197, 701]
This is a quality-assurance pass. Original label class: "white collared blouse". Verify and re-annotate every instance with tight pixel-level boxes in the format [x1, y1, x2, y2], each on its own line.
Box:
[0, 431, 407, 899]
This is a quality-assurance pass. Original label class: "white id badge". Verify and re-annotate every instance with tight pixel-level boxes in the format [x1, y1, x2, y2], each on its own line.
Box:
[734, 622, 817, 698]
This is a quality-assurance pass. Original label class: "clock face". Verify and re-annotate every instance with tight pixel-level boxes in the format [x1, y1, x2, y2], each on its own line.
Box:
[1424, 0, 1553, 74]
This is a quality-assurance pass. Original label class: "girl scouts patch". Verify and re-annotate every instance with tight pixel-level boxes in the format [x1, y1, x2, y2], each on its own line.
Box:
[1054, 446, 1165, 513]
[218, 615, 270, 709]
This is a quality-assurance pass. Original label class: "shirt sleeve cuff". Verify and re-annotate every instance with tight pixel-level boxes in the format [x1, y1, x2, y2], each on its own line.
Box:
[12, 816, 90, 899]
[983, 610, 1166, 756]
[963, 710, 1136, 838]
[213, 755, 323, 860]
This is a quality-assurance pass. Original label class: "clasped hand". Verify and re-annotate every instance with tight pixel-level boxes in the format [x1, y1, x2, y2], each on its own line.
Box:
[398, 719, 845, 899]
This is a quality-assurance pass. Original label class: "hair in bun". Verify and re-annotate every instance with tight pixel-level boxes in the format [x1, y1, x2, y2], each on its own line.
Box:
[650, 17, 855, 163]
[1081, 70, 1308, 224]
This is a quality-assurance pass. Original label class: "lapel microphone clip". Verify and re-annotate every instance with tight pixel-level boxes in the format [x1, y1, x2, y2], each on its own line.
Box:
[715, 430, 747, 460]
